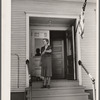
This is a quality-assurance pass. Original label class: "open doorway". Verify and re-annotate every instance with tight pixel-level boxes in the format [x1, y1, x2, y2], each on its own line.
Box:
[50, 31, 66, 79]
[29, 16, 77, 81]
[50, 28, 77, 80]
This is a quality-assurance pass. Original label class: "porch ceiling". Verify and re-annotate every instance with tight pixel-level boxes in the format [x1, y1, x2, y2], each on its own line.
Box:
[30, 17, 76, 27]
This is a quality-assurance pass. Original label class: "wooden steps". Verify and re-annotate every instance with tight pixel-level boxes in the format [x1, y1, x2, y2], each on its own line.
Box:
[32, 80, 79, 88]
[26, 93, 89, 100]
[27, 86, 85, 96]
[25, 80, 90, 100]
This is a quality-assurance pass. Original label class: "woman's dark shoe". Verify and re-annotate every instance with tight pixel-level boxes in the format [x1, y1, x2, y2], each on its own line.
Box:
[47, 85, 50, 89]
[41, 85, 46, 88]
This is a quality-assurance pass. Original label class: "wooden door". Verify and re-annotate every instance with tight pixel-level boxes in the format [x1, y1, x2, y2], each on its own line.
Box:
[66, 26, 76, 80]
[52, 40, 64, 79]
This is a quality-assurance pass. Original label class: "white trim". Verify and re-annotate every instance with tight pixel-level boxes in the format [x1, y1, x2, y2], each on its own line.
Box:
[96, 0, 98, 100]
[77, 36, 82, 85]
[30, 26, 68, 30]
[2, 0, 11, 99]
[26, 14, 30, 59]
[76, 17, 82, 85]
[26, 13, 82, 86]
[26, 14, 30, 87]
[25, 12, 78, 19]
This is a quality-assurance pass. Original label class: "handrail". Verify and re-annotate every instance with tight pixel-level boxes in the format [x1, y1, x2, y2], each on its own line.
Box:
[26, 59, 30, 75]
[26, 59, 32, 86]
[78, 60, 96, 100]
[11, 53, 20, 88]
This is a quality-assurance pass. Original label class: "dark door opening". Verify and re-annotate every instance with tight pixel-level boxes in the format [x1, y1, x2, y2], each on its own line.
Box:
[50, 31, 66, 79]
[50, 29, 76, 80]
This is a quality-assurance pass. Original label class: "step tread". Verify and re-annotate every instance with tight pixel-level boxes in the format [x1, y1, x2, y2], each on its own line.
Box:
[32, 80, 79, 88]
[31, 86, 85, 91]
[26, 86, 85, 91]
[27, 93, 89, 98]
[32, 80, 79, 83]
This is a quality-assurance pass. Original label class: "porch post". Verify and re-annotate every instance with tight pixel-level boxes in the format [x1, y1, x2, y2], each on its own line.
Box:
[26, 14, 30, 87]
[76, 17, 82, 85]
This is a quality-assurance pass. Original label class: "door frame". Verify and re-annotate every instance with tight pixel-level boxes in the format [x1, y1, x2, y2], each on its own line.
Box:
[25, 12, 82, 86]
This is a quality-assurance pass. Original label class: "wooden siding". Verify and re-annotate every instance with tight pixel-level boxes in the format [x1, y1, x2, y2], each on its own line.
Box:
[81, 9, 96, 89]
[11, 0, 96, 92]
[11, 9, 26, 92]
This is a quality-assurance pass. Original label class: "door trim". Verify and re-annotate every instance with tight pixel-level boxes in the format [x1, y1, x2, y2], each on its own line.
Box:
[25, 12, 82, 86]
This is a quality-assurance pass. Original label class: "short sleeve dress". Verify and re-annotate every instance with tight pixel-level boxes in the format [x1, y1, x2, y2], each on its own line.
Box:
[41, 45, 52, 77]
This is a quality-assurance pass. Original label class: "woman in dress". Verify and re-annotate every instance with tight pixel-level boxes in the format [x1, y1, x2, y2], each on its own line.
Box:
[41, 38, 52, 88]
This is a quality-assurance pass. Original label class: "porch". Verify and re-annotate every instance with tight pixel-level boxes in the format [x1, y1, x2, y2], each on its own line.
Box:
[25, 80, 90, 100]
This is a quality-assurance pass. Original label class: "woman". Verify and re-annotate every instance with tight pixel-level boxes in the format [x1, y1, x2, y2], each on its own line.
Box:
[40, 38, 52, 88]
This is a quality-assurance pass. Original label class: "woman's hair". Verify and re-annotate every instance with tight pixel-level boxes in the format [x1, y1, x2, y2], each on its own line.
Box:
[43, 38, 49, 44]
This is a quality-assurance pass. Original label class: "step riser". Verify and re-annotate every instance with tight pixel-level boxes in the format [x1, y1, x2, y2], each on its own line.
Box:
[32, 82, 79, 88]
[27, 95, 88, 100]
[27, 89, 85, 96]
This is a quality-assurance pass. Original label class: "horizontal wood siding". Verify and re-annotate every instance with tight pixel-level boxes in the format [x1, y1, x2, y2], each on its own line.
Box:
[80, 6, 96, 89]
[11, 9, 26, 92]
[11, 0, 96, 92]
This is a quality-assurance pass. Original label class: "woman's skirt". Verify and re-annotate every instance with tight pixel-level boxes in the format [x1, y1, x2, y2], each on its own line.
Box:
[41, 55, 52, 77]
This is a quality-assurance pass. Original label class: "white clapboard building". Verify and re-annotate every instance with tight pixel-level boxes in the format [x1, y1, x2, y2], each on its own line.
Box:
[10, 0, 97, 100]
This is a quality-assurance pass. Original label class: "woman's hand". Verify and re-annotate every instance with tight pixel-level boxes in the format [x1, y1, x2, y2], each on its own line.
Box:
[45, 49, 52, 53]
